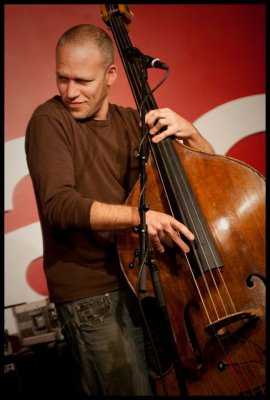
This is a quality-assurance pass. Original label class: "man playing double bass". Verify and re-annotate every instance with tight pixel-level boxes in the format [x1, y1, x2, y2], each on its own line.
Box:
[25, 24, 214, 396]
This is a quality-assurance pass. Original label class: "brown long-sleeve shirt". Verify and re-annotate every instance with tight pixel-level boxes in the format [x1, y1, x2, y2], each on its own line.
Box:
[25, 96, 141, 303]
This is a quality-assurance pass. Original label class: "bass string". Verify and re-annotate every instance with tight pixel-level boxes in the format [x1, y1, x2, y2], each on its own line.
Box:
[176, 170, 264, 393]
[156, 139, 237, 320]
[109, 15, 148, 110]
[184, 254, 264, 395]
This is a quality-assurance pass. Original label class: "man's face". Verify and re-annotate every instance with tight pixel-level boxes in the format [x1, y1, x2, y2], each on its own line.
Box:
[56, 43, 117, 120]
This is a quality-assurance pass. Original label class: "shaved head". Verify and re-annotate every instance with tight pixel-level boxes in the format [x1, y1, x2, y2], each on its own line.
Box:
[56, 24, 114, 68]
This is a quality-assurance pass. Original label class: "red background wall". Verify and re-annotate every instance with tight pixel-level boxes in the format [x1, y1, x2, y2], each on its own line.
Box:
[5, 4, 266, 138]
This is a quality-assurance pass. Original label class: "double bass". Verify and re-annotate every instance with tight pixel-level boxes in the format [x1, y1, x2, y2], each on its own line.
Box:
[101, 5, 266, 396]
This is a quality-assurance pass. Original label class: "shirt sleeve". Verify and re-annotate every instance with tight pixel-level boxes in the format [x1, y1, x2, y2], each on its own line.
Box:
[25, 114, 92, 230]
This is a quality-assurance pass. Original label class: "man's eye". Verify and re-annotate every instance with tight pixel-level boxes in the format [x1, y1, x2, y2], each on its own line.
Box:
[57, 77, 68, 83]
[77, 79, 92, 84]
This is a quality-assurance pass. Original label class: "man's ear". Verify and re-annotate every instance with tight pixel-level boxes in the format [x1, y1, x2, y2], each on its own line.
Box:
[106, 64, 117, 86]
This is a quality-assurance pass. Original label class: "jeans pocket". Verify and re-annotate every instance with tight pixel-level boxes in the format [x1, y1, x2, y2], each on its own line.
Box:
[76, 294, 112, 329]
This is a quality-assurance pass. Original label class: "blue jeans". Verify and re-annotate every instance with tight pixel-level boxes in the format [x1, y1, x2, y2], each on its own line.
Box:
[55, 288, 153, 396]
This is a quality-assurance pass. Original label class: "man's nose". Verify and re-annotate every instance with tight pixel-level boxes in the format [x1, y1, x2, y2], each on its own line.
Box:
[66, 81, 80, 98]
